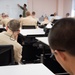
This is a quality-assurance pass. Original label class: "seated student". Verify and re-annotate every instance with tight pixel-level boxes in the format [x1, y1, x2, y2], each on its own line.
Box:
[41, 16, 50, 25]
[0, 13, 5, 26]
[19, 14, 23, 18]
[48, 18, 75, 75]
[2, 14, 12, 27]
[31, 11, 38, 21]
[50, 12, 61, 23]
[31, 11, 41, 27]
[39, 15, 44, 22]
[20, 11, 37, 28]
[38, 16, 50, 28]
[0, 19, 22, 64]
[65, 13, 71, 18]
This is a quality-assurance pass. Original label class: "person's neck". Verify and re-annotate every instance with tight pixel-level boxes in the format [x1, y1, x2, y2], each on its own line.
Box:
[7, 29, 13, 35]
[67, 57, 75, 75]
[7, 29, 15, 40]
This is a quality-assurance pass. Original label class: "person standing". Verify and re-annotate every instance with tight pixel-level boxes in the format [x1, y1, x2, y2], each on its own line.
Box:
[17, 4, 27, 17]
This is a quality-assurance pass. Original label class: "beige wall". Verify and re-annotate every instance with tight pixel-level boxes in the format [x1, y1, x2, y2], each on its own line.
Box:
[27, 0, 57, 18]
[58, 0, 64, 17]
[27, 0, 72, 18]
[63, 0, 72, 17]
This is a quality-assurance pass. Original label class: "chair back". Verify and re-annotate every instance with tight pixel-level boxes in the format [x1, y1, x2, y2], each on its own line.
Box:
[0, 28, 6, 32]
[0, 45, 14, 66]
[22, 25, 36, 29]
[52, 19, 59, 24]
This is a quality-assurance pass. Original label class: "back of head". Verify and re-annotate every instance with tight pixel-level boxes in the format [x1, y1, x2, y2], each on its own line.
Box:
[19, 14, 22, 18]
[32, 11, 35, 15]
[7, 19, 20, 32]
[2, 13, 5, 16]
[25, 11, 31, 17]
[66, 13, 70, 16]
[48, 18, 75, 56]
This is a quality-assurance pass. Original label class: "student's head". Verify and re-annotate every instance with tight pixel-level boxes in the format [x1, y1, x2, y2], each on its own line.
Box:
[66, 13, 70, 16]
[48, 18, 75, 74]
[1, 13, 5, 18]
[7, 19, 20, 32]
[2, 13, 5, 16]
[32, 11, 35, 16]
[19, 14, 22, 18]
[25, 11, 31, 17]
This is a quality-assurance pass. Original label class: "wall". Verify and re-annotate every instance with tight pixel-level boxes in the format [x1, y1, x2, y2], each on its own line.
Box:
[63, 0, 72, 17]
[27, 0, 57, 18]
[58, 0, 64, 17]
[0, 0, 27, 19]
[0, 0, 72, 18]
[27, 0, 72, 18]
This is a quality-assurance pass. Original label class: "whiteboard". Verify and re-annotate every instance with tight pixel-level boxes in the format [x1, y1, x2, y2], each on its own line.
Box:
[0, 0, 27, 19]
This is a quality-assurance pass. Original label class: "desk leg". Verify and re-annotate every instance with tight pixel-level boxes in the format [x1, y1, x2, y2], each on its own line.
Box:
[40, 44, 45, 64]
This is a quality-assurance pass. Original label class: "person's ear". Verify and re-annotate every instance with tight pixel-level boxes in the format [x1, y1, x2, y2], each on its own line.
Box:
[54, 50, 67, 61]
[18, 30, 20, 33]
[17, 30, 20, 34]
[6, 26, 8, 30]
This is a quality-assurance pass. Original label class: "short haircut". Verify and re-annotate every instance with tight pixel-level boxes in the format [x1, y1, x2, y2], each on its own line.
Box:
[19, 14, 22, 18]
[66, 13, 70, 16]
[32, 11, 35, 15]
[7, 19, 20, 32]
[48, 18, 75, 56]
[25, 11, 31, 16]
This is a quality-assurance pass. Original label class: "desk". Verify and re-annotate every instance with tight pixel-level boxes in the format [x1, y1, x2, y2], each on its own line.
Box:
[36, 37, 49, 45]
[20, 29, 45, 36]
[0, 63, 55, 75]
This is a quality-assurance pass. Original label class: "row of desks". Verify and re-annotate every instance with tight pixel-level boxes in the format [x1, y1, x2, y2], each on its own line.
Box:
[0, 28, 65, 74]
[20, 29, 45, 36]
[20, 29, 49, 46]
[20, 29, 65, 74]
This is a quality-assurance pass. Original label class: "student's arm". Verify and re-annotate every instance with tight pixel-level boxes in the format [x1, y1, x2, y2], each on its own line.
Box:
[17, 4, 24, 10]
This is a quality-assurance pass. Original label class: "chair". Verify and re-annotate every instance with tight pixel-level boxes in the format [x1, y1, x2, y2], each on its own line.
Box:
[38, 24, 47, 28]
[52, 19, 59, 24]
[22, 25, 36, 29]
[0, 45, 15, 66]
[22, 36, 40, 63]
[0, 28, 6, 32]
[22, 44, 40, 63]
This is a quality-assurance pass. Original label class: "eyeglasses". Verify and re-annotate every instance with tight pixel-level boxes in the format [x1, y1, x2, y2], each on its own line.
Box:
[50, 52, 56, 60]
[50, 49, 65, 60]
